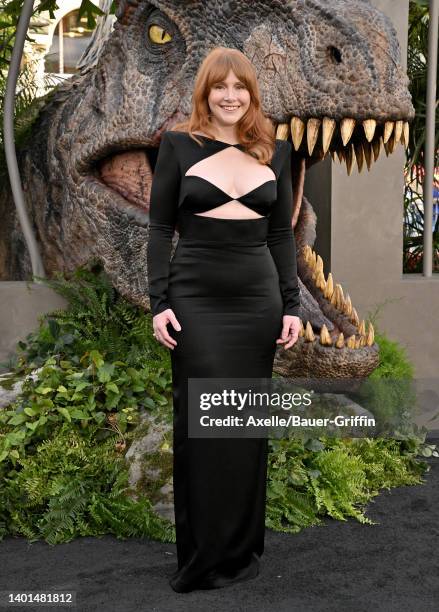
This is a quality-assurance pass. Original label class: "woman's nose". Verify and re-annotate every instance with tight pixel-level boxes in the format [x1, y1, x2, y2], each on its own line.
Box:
[223, 91, 237, 100]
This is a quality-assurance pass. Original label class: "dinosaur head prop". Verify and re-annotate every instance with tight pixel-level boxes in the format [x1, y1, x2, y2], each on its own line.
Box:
[3, 0, 415, 380]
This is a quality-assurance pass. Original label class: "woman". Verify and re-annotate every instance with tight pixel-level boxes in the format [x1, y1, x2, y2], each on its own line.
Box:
[147, 46, 301, 593]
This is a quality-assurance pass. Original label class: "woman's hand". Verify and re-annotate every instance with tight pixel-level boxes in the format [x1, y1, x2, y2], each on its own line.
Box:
[152, 309, 182, 350]
[276, 315, 301, 350]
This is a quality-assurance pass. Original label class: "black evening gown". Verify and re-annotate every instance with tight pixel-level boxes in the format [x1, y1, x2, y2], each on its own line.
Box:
[146, 131, 300, 593]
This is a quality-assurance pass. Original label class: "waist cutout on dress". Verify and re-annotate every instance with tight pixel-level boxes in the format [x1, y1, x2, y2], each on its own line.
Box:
[177, 209, 269, 245]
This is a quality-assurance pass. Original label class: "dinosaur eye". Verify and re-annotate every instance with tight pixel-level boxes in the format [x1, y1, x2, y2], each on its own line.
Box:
[148, 24, 172, 44]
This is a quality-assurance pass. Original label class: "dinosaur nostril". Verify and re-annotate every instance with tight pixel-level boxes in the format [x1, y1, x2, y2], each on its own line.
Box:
[328, 46, 342, 64]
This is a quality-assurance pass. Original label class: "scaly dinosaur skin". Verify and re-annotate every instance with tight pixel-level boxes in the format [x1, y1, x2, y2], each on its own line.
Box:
[0, 0, 414, 380]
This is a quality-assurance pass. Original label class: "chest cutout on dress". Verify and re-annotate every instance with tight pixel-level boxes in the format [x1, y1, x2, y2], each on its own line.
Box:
[184, 145, 276, 219]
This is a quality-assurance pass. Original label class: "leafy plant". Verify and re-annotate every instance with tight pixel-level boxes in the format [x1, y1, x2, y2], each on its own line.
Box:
[0, 423, 175, 544]
[0, 349, 171, 466]
[0, 265, 175, 542]
[266, 436, 429, 534]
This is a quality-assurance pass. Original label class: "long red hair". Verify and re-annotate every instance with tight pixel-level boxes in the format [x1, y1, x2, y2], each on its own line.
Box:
[171, 47, 276, 165]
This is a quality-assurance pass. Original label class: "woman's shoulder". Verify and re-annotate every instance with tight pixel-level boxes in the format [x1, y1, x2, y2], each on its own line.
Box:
[159, 131, 200, 161]
[163, 130, 191, 142]
[162, 130, 202, 152]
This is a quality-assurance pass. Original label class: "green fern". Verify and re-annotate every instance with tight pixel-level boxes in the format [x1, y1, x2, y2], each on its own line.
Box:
[5, 263, 169, 376]
[308, 448, 371, 523]
[0, 423, 175, 544]
[266, 436, 428, 534]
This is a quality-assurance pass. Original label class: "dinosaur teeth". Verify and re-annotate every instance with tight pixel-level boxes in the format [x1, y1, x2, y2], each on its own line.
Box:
[363, 119, 376, 142]
[335, 332, 345, 348]
[366, 322, 375, 346]
[388, 134, 397, 153]
[394, 120, 403, 143]
[345, 144, 355, 175]
[335, 330, 357, 349]
[322, 118, 336, 154]
[284, 116, 408, 165]
[316, 270, 326, 290]
[276, 123, 290, 140]
[383, 121, 394, 144]
[343, 293, 352, 316]
[314, 253, 324, 277]
[307, 118, 321, 155]
[302, 244, 311, 264]
[402, 121, 410, 148]
[384, 133, 397, 156]
[320, 323, 332, 346]
[363, 141, 373, 171]
[304, 321, 315, 341]
[346, 335, 357, 349]
[324, 272, 334, 299]
[290, 117, 306, 151]
[354, 141, 364, 173]
[336, 283, 345, 305]
[340, 118, 356, 146]
[350, 307, 360, 327]
[330, 286, 339, 308]
[302, 246, 373, 349]
[372, 137, 382, 161]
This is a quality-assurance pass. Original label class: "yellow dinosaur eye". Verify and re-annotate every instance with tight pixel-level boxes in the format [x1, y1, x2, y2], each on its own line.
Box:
[149, 24, 172, 44]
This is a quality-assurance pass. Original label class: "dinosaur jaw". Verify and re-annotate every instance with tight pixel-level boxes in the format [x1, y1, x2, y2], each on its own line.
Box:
[272, 115, 409, 373]
[299, 245, 375, 346]
[271, 117, 392, 379]
[273, 237, 381, 380]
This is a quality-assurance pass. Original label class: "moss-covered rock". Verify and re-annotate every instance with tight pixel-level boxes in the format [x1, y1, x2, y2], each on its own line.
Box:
[124, 410, 174, 523]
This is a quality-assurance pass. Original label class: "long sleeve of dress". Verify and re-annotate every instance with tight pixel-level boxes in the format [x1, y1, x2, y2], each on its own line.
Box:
[146, 132, 180, 317]
[267, 143, 301, 317]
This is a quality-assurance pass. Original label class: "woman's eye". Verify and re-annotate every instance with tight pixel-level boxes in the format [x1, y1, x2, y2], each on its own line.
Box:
[148, 24, 172, 44]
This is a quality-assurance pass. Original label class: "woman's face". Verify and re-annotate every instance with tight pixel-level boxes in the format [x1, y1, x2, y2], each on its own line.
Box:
[207, 69, 251, 128]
